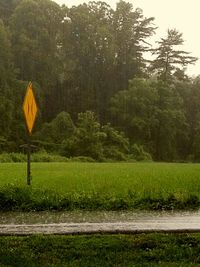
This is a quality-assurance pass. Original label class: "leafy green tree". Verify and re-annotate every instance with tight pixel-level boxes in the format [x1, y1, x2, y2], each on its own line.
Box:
[10, 0, 63, 81]
[36, 110, 130, 161]
[150, 29, 197, 81]
[0, 19, 14, 92]
[176, 77, 200, 161]
[0, 96, 14, 142]
[60, 1, 155, 121]
[1, 0, 200, 162]
[110, 78, 186, 160]
[152, 80, 186, 160]
[130, 144, 152, 161]
[191, 119, 200, 162]
[102, 123, 129, 161]
[35, 111, 75, 145]
[0, 20, 16, 148]
[113, 1, 155, 89]
[70, 111, 106, 160]
[51, 112, 75, 142]
[60, 2, 115, 119]
[110, 78, 157, 151]
[0, 0, 21, 25]
[10, 0, 64, 120]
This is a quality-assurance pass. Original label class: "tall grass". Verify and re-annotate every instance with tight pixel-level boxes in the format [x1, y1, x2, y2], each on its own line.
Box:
[0, 162, 200, 210]
[0, 162, 200, 195]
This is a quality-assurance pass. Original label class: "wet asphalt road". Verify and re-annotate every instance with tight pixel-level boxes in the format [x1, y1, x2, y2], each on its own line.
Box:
[0, 211, 200, 235]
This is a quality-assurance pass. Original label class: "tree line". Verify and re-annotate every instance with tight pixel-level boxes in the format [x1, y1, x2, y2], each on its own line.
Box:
[0, 0, 200, 161]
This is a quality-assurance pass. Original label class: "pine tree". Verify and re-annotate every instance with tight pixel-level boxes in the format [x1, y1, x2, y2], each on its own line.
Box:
[151, 29, 197, 81]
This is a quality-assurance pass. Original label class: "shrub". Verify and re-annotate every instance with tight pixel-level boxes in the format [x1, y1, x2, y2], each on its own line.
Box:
[35, 112, 75, 145]
[0, 152, 68, 162]
[10, 153, 26, 162]
[0, 153, 26, 163]
[130, 144, 152, 161]
[103, 147, 127, 161]
[69, 156, 95, 162]
[102, 124, 129, 161]
[31, 151, 68, 162]
[0, 153, 12, 163]
[36, 111, 131, 162]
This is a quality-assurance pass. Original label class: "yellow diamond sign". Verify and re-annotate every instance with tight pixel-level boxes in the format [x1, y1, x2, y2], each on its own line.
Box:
[23, 82, 38, 135]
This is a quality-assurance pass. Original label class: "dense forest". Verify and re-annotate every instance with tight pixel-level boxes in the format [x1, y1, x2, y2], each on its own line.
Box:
[0, 0, 200, 162]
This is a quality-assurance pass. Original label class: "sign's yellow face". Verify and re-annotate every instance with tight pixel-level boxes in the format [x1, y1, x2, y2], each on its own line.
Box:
[23, 82, 38, 135]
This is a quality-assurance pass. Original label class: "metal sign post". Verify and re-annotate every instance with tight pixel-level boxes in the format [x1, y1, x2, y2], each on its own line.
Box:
[27, 135, 31, 185]
[22, 82, 38, 185]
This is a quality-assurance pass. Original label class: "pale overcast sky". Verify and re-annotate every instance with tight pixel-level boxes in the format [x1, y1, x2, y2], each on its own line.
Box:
[55, 0, 200, 76]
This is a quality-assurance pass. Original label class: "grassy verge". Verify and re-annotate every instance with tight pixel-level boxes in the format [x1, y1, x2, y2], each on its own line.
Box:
[1, 234, 200, 266]
[0, 185, 199, 211]
[0, 162, 200, 210]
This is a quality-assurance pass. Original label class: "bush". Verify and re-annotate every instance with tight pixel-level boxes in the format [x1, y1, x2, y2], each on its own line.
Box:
[36, 111, 131, 162]
[10, 153, 26, 162]
[0, 153, 26, 163]
[0, 152, 68, 163]
[103, 147, 127, 161]
[102, 124, 129, 161]
[35, 112, 75, 145]
[130, 144, 152, 161]
[69, 156, 95, 162]
[31, 151, 68, 162]
[0, 153, 12, 163]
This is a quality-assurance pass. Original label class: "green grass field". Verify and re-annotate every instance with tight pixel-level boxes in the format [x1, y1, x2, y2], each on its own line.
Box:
[1, 162, 200, 195]
[1, 162, 200, 210]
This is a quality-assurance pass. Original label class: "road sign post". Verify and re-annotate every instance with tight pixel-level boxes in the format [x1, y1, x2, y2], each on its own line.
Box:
[23, 82, 38, 185]
[27, 135, 31, 185]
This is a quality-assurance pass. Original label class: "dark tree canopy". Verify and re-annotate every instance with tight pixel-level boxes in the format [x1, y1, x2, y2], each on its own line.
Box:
[0, 0, 199, 162]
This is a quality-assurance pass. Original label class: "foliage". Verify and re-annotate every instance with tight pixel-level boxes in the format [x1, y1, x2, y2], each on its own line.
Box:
[59, 1, 155, 119]
[101, 123, 129, 161]
[0, 152, 26, 162]
[0, 0, 199, 162]
[37, 111, 130, 161]
[68, 156, 95, 162]
[111, 78, 187, 161]
[0, 152, 100, 163]
[150, 29, 197, 81]
[110, 78, 157, 144]
[113, 1, 155, 89]
[35, 111, 75, 144]
[70, 111, 106, 160]
[130, 144, 152, 161]
[31, 151, 68, 162]
[0, 152, 69, 162]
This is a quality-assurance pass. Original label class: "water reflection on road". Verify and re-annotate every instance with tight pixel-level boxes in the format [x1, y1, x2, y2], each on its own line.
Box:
[0, 210, 200, 224]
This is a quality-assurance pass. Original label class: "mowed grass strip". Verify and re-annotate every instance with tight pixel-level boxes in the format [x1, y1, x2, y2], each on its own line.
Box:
[0, 234, 200, 266]
[0, 162, 200, 210]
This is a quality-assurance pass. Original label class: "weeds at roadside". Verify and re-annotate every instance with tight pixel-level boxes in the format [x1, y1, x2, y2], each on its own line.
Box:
[0, 184, 199, 211]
